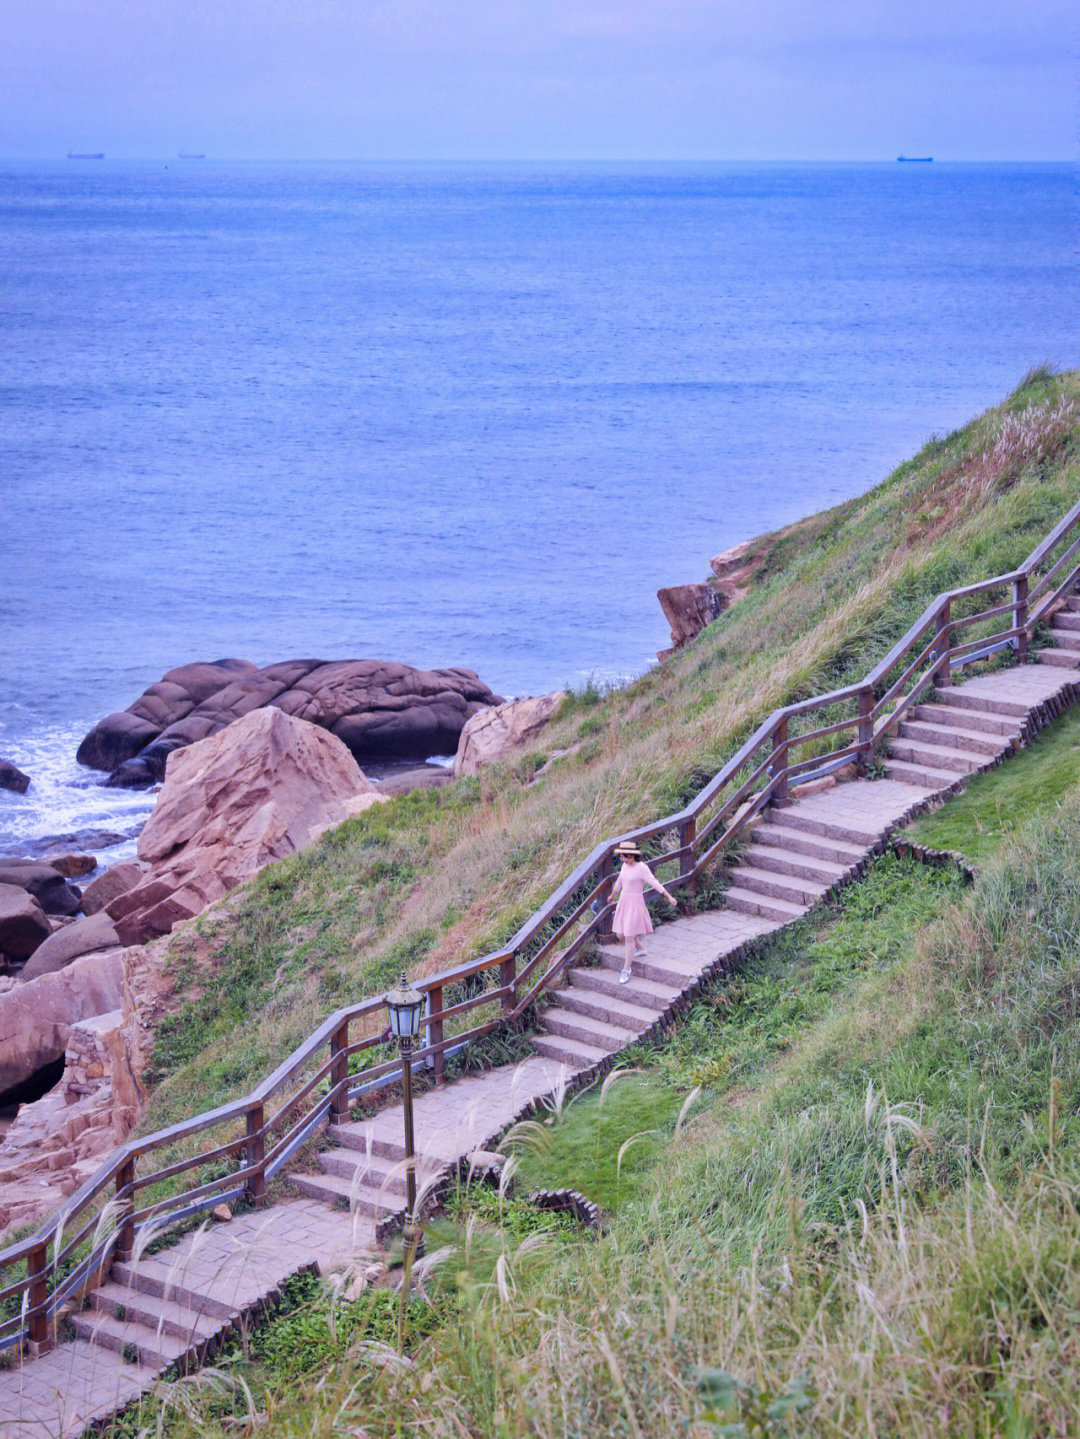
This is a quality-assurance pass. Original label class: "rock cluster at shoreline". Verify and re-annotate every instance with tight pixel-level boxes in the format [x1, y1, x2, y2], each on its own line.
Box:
[78, 656, 504, 787]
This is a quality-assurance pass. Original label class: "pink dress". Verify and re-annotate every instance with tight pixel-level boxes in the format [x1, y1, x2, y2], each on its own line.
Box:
[612, 860, 666, 939]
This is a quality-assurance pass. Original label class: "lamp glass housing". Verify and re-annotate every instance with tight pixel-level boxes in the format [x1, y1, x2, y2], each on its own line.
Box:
[385, 971, 425, 1041]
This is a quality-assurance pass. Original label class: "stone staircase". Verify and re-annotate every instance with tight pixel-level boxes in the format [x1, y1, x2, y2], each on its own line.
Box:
[8, 657, 1080, 1438]
[1034, 593, 1080, 668]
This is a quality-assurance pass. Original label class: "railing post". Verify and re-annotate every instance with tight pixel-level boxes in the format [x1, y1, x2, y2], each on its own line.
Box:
[499, 953, 517, 1014]
[936, 599, 953, 686]
[115, 1157, 135, 1262]
[598, 851, 615, 941]
[771, 717, 789, 806]
[245, 1104, 266, 1206]
[26, 1240, 51, 1354]
[1014, 574, 1029, 662]
[329, 1017, 349, 1125]
[857, 685, 874, 775]
[428, 986, 445, 1085]
[679, 818, 697, 897]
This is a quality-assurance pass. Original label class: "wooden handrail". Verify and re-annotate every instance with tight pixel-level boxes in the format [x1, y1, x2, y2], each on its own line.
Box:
[5, 489, 1080, 1352]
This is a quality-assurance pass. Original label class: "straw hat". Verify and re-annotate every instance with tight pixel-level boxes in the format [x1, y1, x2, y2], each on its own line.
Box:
[616, 841, 641, 860]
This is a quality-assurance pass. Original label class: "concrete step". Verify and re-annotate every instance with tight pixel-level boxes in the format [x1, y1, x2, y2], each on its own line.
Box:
[71, 1308, 191, 1370]
[287, 1169, 400, 1217]
[1035, 646, 1080, 668]
[596, 944, 711, 988]
[1048, 627, 1080, 648]
[1051, 610, 1080, 630]
[728, 864, 828, 906]
[541, 1006, 636, 1049]
[109, 1260, 236, 1320]
[931, 687, 1029, 718]
[911, 701, 1019, 737]
[763, 810, 878, 847]
[531, 1033, 612, 1070]
[317, 1149, 440, 1195]
[751, 821, 867, 866]
[741, 843, 848, 886]
[553, 984, 657, 1031]
[327, 1122, 419, 1165]
[883, 760, 963, 790]
[1066, 595, 1080, 612]
[888, 737, 983, 774]
[897, 718, 1005, 757]
[568, 964, 682, 1012]
[723, 886, 808, 923]
[90, 1281, 224, 1346]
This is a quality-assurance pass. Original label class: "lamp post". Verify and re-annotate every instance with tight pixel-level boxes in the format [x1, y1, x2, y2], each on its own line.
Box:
[384, 970, 426, 1261]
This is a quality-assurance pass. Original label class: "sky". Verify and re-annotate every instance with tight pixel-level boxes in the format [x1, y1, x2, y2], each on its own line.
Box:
[1, 0, 1076, 160]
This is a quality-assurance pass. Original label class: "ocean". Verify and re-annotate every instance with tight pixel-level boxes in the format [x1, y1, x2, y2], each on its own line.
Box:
[2, 161, 1078, 859]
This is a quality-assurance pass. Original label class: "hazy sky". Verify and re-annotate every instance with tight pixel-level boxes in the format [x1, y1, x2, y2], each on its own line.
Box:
[2, 0, 1076, 160]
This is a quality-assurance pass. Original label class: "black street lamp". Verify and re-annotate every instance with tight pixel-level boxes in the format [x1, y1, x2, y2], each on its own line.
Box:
[384, 970, 426, 1260]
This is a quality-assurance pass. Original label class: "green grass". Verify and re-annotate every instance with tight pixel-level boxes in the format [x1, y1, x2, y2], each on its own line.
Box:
[910, 702, 1080, 861]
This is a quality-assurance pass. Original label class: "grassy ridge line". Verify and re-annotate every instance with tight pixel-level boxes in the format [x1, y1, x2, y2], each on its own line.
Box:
[140, 369, 1079, 1138]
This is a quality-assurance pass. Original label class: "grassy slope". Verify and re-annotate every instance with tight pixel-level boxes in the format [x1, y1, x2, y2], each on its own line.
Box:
[97, 372, 1080, 1434]
[142, 367, 1080, 1134]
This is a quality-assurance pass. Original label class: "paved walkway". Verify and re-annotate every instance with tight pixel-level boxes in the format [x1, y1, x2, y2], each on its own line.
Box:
[4, 658, 1078, 1438]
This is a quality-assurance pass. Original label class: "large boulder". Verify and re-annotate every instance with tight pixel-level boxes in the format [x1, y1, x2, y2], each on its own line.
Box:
[0, 861, 82, 916]
[0, 948, 127, 1095]
[110, 708, 384, 944]
[0, 759, 29, 794]
[0, 884, 51, 961]
[75, 659, 258, 773]
[81, 860, 148, 916]
[656, 581, 727, 657]
[453, 693, 566, 778]
[78, 657, 502, 785]
[19, 911, 120, 981]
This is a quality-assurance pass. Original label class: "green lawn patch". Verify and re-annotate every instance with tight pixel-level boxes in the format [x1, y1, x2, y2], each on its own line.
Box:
[909, 702, 1080, 861]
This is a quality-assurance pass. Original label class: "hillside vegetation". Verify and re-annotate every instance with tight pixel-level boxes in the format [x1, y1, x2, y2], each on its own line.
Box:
[97, 369, 1080, 1436]
[143, 366, 1080, 1130]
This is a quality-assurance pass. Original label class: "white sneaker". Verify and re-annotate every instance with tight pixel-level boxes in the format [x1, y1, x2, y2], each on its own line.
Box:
[619, 967, 632, 984]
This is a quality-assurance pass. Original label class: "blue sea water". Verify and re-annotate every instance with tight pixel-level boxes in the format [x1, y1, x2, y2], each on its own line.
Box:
[2, 161, 1078, 856]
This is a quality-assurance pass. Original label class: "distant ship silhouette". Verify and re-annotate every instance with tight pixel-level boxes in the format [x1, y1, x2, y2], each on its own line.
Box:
[178, 153, 206, 159]
[897, 155, 933, 163]
[67, 152, 104, 159]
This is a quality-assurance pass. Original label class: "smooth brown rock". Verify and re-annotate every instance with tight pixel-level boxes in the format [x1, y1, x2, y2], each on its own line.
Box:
[78, 657, 502, 783]
[0, 861, 82, 916]
[80, 860, 148, 916]
[44, 853, 97, 878]
[657, 581, 728, 655]
[76, 658, 258, 772]
[453, 692, 566, 778]
[19, 911, 120, 980]
[0, 884, 51, 960]
[0, 760, 29, 794]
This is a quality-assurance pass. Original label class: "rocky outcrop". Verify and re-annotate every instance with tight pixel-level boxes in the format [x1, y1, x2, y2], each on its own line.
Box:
[0, 884, 51, 962]
[0, 947, 128, 1096]
[109, 708, 384, 946]
[75, 659, 258, 773]
[0, 861, 81, 916]
[709, 539, 770, 602]
[19, 911, 119, 981]
[0, 983, 147, 1234]
[453, 692, 566, 778]
[657, 581, 727, 656]
[0, 759, 29, 794]
[78, 658, 503, 786]
[81, 861, 148, 917]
